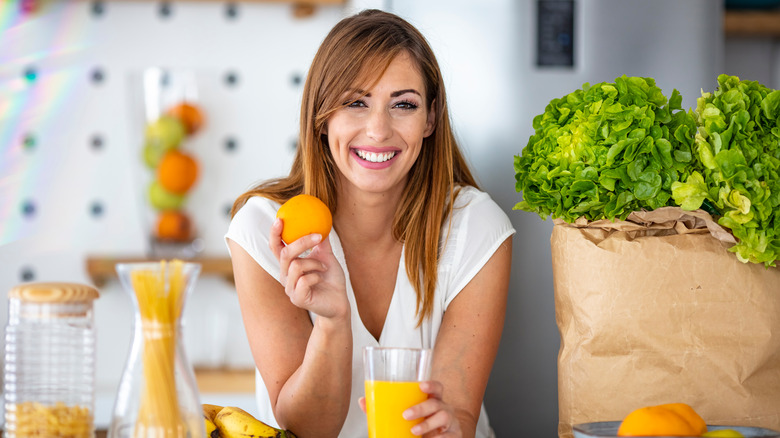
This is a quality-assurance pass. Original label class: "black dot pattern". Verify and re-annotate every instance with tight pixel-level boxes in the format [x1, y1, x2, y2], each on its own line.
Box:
[224, 137, 238, 152]
[21, 200, 36, 218]
[20, 267, 35, 282]
[91, 1, 104, 17]
[159, 1, 172, 19]
[23, 133, 36, 151]
[23, 66, 37, 82]
[225, 2, 239, 19]
[160, 70, 171, 87]
[91, 134, 104, 151]
[90, 201, 104, 218]
[224, 71, 239, 87]
[91, 67, 105, 84]
[89, 67, 106, 85]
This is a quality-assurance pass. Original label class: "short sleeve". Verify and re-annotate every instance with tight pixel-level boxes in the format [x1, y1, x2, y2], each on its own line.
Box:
[439, 187, 516, 308]
[224, 196, 282, 283]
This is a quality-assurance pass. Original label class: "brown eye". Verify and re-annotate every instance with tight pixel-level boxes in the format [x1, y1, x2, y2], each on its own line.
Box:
[395, 100, 418, 110]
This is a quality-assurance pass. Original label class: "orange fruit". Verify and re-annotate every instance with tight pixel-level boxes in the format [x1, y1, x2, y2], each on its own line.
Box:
[155, 210, 192, 242]
[617, 403, 707, 437]
[276, 194, 332, 244]
[167, 102, 204, 135]
[157, 150, 199, 194]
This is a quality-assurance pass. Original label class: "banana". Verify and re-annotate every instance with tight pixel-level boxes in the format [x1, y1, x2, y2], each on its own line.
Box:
[214, 406, 293, 438]
[203, 403, 224, 422]
[203, 404, 224, 438]
[204, 415, 220, 438]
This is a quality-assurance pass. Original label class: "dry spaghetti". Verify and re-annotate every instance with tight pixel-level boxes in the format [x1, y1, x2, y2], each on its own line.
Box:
[129, 260, 186, 437]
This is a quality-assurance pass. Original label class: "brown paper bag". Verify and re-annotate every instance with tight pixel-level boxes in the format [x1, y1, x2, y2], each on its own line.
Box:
[552, 207, 780, 438]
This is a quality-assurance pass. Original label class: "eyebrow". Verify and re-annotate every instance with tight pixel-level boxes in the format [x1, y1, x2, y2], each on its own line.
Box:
[350, 88, 422, 98]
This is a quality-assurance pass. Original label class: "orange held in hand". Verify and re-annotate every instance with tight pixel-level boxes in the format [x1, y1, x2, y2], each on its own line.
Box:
[157, 150, 199, 194]
[617, 402, 707, 437]
[276, 194, 332, 244]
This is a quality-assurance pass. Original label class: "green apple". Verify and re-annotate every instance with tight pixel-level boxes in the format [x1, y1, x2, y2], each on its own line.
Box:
[142, 140, 165, 169]
[148, 180, 185, 211]
[144, 115, 185, 151]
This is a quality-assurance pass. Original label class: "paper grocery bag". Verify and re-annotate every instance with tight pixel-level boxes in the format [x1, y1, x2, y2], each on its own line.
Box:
[552, 207, 780, 438]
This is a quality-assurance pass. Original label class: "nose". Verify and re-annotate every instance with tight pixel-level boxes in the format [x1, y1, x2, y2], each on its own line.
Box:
[365, 107, 393, 142]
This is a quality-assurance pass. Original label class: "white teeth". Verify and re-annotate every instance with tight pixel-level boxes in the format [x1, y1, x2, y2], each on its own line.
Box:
[355, 149, 396, 163]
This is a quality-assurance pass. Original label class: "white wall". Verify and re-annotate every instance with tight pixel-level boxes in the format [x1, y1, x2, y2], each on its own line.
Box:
[0, 0, 355, 427]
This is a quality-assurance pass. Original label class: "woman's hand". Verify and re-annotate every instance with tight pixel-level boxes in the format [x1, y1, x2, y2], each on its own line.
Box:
[404, 381, 463, 438]
[357, 381, 462, 437]
[270, 218, 348, 320]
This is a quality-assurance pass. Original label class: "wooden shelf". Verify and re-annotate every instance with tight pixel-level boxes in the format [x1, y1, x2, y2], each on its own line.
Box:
[724, 9, 780, 37]
[195, 367, 256, 393]
[85, 256, 234, 287]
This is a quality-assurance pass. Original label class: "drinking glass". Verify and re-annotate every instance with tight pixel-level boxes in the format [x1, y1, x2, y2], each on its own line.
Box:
[363, 346, 432, 438]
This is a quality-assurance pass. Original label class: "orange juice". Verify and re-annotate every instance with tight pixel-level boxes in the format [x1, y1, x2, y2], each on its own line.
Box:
[365, 380, 428, 438]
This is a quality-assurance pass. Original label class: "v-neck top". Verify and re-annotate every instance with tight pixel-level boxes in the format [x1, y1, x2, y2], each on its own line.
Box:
[225, 186, 515, 438]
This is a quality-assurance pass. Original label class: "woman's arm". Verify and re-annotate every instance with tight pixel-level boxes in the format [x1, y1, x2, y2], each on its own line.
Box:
[227, 224, 352, 438]
[407, 236, 513, 438]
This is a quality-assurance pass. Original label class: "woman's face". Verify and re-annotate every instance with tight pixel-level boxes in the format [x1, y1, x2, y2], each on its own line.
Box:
[325, 51, 435, 198]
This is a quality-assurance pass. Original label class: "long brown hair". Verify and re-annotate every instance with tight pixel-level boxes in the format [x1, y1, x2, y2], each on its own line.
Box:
[231, 9, 478, 325]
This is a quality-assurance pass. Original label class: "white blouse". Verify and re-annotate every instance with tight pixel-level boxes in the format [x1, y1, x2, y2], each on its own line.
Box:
[225, 186, 515, 438]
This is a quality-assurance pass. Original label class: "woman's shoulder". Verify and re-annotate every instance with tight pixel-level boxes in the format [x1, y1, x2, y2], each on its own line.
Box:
[442, 185, 515, 254]
[449, 185, 511, 225]
[234, 195, 281, 218]
[226, 195, 281, 239]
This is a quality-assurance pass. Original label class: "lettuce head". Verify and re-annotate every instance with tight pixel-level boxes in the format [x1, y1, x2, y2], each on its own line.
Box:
[672, 74, 780, 267]
[515, 75, 696, 222]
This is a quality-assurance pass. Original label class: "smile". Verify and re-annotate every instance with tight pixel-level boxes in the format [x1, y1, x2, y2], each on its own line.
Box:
[354, 149, 397, 163]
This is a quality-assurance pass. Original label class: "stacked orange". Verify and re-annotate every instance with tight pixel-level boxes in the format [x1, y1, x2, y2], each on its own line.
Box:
[143, 102, 205, 242]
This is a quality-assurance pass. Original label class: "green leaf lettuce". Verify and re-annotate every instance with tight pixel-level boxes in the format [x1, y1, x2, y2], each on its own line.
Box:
[514, 75, 696, 222]
[672, 74, 780, 267]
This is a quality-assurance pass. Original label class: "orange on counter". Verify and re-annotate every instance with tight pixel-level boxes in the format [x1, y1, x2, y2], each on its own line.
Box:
[276, 194, 332, 244]
[157, 150, 199, 194]
[167, 102, 204, 135]
[155, 210, 192, 242]
[617, 402, 707, 437]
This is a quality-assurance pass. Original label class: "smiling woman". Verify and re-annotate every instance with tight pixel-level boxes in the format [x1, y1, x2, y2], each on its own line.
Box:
[325, 52, 435, 194]
[225, 9, 515, 438]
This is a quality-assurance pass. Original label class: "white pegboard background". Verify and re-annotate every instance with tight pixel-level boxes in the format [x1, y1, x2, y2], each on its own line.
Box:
[0, 0, 384, 416]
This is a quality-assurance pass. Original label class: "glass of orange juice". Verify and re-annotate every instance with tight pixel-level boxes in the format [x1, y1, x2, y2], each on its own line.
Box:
[363, 346, 433, 438]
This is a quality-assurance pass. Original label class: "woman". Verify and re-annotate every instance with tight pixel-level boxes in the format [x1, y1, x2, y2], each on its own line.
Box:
[225, 9, 514, 438]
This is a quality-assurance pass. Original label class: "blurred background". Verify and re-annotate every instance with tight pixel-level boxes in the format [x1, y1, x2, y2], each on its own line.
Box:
[0, 0, 778, 435]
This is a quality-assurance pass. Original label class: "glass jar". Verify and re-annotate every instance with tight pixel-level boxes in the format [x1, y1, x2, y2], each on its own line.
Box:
[108, 261, 203, 438]
[3, 282, 100, 438]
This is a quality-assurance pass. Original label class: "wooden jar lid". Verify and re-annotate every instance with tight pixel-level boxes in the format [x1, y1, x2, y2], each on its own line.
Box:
[9, 282, 99, 303]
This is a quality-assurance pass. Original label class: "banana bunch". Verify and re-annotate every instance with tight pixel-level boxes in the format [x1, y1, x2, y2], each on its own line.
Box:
[202, 404, 297, 438]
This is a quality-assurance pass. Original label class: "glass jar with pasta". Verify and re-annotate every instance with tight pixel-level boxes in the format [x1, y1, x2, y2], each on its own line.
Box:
[3, 282, 100, 438]
[108, 260, 203, 438]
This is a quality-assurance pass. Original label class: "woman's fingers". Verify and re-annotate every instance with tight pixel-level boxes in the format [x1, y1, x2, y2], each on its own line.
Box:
[402, 381, 461, 438]
[358, 397, 366, 413]
[278, 233, 323, 281]
[269, 218, 285, 259]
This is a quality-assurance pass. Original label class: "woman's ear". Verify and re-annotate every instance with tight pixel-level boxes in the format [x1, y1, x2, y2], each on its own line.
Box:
[423, 99, 436, 138]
